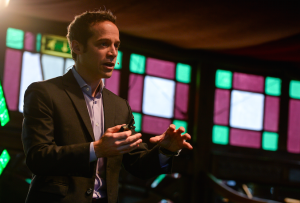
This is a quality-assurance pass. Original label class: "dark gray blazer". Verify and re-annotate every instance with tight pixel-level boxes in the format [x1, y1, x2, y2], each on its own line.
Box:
[22, 70, 171, 203]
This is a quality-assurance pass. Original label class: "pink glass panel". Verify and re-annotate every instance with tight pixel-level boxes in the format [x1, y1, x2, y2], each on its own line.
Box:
[142, 115, 171, 135]
[105, 70, 120, 96]
[287, 99, 300, 153]
[3, 49, 22, 111]
[233, 72, 264, 93]
[264, 96, 280, 132]
[24, 32, 35, 51]
[146, 58, 175, 79]
[174, 83, 189, 119]
[230, 128, 261, 148]
[214, 89, 230, 125]
[128, 74, 144, 112]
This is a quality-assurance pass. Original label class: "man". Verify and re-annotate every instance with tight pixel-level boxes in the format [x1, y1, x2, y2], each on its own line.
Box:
[22, 10, 192, 203]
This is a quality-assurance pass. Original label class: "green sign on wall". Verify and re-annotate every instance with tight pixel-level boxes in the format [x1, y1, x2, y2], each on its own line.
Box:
[41, 35, 72, 58]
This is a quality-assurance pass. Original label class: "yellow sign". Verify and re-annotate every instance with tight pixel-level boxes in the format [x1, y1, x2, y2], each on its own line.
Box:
[41, 35, 72, 58]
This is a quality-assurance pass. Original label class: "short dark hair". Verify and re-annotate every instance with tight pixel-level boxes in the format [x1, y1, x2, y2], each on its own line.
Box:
[67, 10, 116, 60]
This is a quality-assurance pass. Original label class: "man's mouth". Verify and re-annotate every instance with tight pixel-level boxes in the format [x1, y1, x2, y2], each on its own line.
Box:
[103, 62, 115, 68]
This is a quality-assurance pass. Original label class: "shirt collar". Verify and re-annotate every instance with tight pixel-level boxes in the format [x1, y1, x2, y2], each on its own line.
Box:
[71, 66, 104, 98]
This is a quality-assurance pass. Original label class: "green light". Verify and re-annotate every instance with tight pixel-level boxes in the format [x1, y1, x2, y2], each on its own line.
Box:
[262, 132, 278, 151]
[176, 63, 191, 83]
[215, 69, 232, 89]
[114, 51, 122, 70]
[0, 83, 10, 126]
[0, 149, 10, 175]
[132, 112, 142, 132]
[129, 53, 146, 74]
[25, 178, 32, 184]
[265, 77, 281, 96]
[6, 28, 24, 49]
[36, 33, 42, 52]
[151, 174, 166, 188]
[0, 165, 3, 176]
[173, 120, 188, 134]
[290, 80, 300, 99]
[212, 125, 229, 145]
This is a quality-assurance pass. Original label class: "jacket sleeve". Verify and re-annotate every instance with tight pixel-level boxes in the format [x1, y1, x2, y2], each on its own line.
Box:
[21, 82, 92, 177]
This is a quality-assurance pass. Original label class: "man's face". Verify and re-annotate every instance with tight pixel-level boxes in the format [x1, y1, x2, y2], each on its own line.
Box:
[79, 21, 120, 79]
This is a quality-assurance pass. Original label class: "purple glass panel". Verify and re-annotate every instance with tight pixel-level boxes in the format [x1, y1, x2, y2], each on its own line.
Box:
[146, 57, 175, 79]
[174, 83, 189, 119]
[264, 96, 280, 132]
[214, 89, 230, 125]
[230, 128, 261, 148]
[24, 32, 35, 51]
[287, 99, 300, 153]
[233, 72, 264, 93]
[128, 74, 144, 112]
[105, 70, 120, 96]
[3, 49, 22, 111]
[142, 115, 171, 135]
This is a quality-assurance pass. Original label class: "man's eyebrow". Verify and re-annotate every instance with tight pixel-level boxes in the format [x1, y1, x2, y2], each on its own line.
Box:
[95, 38, 121, 44]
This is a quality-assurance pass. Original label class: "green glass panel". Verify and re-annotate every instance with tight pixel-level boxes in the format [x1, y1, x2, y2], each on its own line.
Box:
[290, 80, 300, 99]
[36, 33, 42, 52]
[25, 178, 32, 184]
[173, 120, 188, 134]
[114, 51, 122, 70]
[0, 83, 10, 127]
[212, 125, 229, 145]
[0, 165, 3, 176]
[0, 149, 10, 169]
[129, 53, 146, 74]
[176, 63, 191, 83]
[215, 69, 232, 89]
[132, 112, 142, 132]
[265, 77, 281, 96]
[262, 132, 278, 151]
[6, 28, 24, 49]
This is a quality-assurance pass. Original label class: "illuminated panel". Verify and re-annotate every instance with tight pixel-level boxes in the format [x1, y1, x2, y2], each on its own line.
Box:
[264, 96, 280, 132]
[114, 50, 122, 70]
[142, 76, 175, 118]
[19, 52, 43, 112]
[128, 74, 144, 112]
[24, 32, 35, 51]
[173, 120, 188, 134]
[146, 58, 175, 79]
[41, 55, 64, 80]
[64, 58, 74, 73]
[0, 83, 10, 126]
[290, 80, 300, 99]
[230, 128, 261, 149]
[214, 89, 230, 125]
[215, 69, 232, 89]
[142, 115, 171, 135]
[176, 63, 191, 84]
[3, 49, 22, 110]
[105, 70, 120, 96]
[212, 125, 229, 145]
[0, 150, 10, 175]
[265, 77, 281, 96]
[287, 99, 300, 153]
[6, 28, 24, 49]
[233, 72, 264, 93]
[132, 112, 142, 132]
[262, 132, 278, 151]
[36, 33, 42, 52]
[41, 34, 71, 58]
[230, 90, 264, 131]
[129, 53, 146, 74]
[174, 83, 189, 120]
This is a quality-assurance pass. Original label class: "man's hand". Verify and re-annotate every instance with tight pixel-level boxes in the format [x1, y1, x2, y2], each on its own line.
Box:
[94, 124, 142, 158]
[149, 124, 193, 152]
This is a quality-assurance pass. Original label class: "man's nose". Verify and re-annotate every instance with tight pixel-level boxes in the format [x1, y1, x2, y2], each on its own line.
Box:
[108, 46, 118, 57]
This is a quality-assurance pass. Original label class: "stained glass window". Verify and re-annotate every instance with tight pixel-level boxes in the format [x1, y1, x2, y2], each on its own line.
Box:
[213, 70, 281, 151]
[0, 150, 10, 175]
[0, 82, 10, 126]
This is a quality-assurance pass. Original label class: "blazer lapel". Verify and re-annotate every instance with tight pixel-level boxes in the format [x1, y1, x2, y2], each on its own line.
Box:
[62, 70, 95, 141]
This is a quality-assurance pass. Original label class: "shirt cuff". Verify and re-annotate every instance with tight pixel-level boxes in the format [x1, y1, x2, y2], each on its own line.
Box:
[158, 153, 170, 168]
[89, 142, 97, 162]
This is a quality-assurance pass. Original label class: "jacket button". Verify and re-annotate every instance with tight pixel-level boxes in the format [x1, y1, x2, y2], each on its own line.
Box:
[86, 188, 93, 195]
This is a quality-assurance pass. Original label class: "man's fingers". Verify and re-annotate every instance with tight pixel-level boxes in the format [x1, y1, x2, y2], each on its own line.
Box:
[106, 124, 126, 133]
[183, 142, 193, 150]
[181, 133, 191, 140]
[118, 138, 142, 152]
[149, 135, 163, 143]
[117, 133, 141, 145]
[177, 127, 185, 134]
[166, 124, 176, 135]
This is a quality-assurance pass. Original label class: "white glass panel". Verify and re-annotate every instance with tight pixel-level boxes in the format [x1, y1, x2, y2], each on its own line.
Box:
[142, 76, 175, 118]
[230, 90, 264, 131]
[64, 58, 74, 73]
[42, 55, 64, 80]
[19, 52, 43, 112]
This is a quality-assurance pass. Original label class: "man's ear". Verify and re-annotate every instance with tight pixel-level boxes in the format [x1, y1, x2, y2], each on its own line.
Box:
[71, 40, 83, 55]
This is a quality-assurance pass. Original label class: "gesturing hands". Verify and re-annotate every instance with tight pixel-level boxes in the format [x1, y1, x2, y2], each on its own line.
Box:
[149, 124, 193, 152]
[93, 124, 142, 158]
